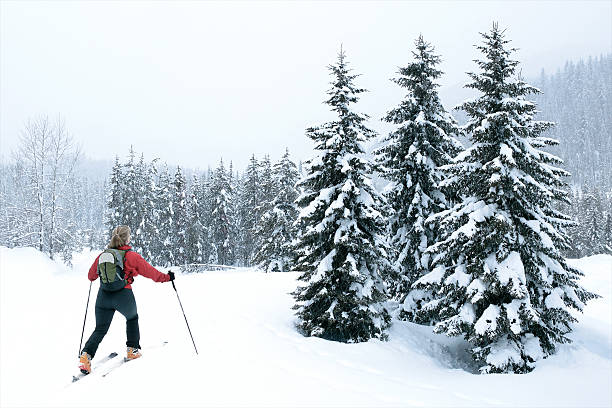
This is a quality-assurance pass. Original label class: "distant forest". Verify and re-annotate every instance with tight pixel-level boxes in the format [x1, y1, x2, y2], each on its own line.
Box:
[535, 54, 611, 191]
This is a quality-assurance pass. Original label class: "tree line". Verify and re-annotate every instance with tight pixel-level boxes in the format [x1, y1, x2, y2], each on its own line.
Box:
[105, 147, 300, 270]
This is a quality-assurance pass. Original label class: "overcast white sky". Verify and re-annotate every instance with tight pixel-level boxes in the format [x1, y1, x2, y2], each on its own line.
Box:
[1, 0, 610, 171]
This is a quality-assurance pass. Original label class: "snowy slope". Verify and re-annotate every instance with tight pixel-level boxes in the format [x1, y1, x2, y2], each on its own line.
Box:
[0, 247, 610, 407]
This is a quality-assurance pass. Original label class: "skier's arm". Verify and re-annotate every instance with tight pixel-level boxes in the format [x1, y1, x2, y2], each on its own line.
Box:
[131, 253, 171, 283]
[88, 255, 100, 281]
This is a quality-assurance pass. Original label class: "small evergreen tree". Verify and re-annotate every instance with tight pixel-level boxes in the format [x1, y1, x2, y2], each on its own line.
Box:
[291, 49, 391, 343]
[414, 24, 598, 373]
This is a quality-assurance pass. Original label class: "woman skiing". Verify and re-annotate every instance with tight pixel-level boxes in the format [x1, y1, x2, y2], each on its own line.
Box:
[78, 225, 174, 374]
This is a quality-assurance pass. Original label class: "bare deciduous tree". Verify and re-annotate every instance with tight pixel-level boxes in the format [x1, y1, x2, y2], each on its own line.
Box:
[6, 115, 80, 258]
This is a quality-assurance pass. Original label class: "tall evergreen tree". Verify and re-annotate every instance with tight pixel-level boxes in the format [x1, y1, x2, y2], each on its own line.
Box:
[202, 167, 216, 263]
[131, 154, 150, 254]
[186, 175, 207, 264]
[122, 146, 139, 231]
[156, 165, 175, 267]
[106, 156, 123, 235]
[238, 155, 260, 266]
[173, 166, 188, 265]
[210, 159, 233, 265]
[291, 49, 391, 343]
[604, 211, 612, 254]
[253, 148, 300, 272]
[226, 161, 238, 265]
[580, 185, 610, 255]
[564, 190, 585, 258]
[375, 35, 463, 319]
[251, 155, 275, 264]
[414, 24, 598, 373]
[138, 159, 159, 262]
[257, 155, 275, 217]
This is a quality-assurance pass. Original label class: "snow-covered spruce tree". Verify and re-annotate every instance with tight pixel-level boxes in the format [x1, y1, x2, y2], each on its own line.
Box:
[563, 191, 584, 258]
[131, 154, 151, 254]
[226, 162, 238, 265]
[202, 167, 217, 264]
[173, 166, 188, 265]
[375, 35, 462, 319]
[605, 211, 612, 254]
[210, 159, 234, 265]
[580, 185, 610, 256]
[237, 155, 260, 266]
[155, 165, 175, 267]
[121, 146, 140, 233]
[106, 156, 123, 235]
[186, 175, 206, 264]
[253, 148, 300, 272]
[291, 49, 390, 343]
[256, 155, 275, 220]
[137, 158, 159, 261]
[250, 155, 276, 265]
[413, 24, 599, 373]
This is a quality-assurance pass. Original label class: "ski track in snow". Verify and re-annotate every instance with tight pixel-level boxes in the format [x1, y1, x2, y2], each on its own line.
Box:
[1, 247, 610, 407]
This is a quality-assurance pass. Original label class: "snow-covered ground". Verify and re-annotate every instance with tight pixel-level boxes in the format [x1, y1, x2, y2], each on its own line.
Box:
[1, 247, 610, 407]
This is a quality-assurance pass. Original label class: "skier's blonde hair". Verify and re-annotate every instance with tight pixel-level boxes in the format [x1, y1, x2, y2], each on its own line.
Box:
[108, 225, 131, 249]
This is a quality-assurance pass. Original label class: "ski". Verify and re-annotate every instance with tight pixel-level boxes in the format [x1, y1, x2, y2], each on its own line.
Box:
[72, 352, 118, 383]
[100, 341, 168, 378]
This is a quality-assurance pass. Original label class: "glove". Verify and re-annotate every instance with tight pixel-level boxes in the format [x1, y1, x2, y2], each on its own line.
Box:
[167, 271, 175, 281]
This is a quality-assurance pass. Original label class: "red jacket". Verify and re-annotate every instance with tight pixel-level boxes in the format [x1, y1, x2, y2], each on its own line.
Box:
[89, 245, 170, 289]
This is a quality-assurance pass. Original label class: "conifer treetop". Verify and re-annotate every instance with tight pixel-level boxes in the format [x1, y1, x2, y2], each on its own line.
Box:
[308, 47, 374, 157]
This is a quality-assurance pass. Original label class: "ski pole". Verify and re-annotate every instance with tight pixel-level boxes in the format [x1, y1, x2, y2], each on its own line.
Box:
[171, 277, 199, 355]
[78, 281, 93, 357]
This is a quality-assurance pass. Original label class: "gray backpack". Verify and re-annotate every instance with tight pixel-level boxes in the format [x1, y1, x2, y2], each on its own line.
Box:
[97, 249, 130, 292]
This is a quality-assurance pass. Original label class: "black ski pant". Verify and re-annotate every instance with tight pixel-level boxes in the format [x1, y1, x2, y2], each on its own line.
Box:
[82, 287, 140, 358]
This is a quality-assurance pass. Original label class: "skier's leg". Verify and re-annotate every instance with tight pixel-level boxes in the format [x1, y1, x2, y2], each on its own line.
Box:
[82, 291, 115, 358]
[115, 289, 140, 349]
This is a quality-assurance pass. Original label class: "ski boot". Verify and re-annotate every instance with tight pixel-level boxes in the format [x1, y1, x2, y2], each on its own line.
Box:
[126, 347, 142, 361]
[79, 351, 92, 375]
